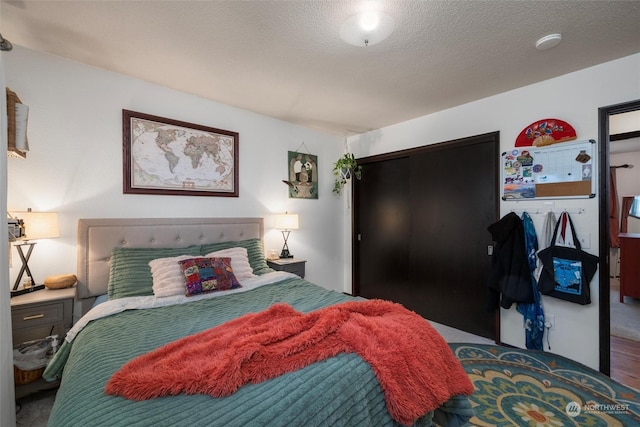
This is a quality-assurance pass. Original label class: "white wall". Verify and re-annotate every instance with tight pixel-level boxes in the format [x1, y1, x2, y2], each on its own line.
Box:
[1, 50, 17, 427]
[350, 53, 640, 369]
[4, 46, 346, 294]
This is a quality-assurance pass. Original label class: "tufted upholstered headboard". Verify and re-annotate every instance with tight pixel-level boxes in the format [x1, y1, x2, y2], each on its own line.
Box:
[76, 217, 263, 316]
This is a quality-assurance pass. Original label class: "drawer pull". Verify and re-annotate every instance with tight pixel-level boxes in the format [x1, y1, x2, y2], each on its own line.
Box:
[23, 314, 45, 321]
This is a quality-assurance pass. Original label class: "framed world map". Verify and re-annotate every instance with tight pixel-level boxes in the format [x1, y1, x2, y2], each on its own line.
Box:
[123, 110, 239, 197]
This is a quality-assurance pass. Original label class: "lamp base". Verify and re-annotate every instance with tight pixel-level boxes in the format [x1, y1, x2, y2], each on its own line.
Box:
[279, 230, 293, 258]
[279, 248, 293, 259]
[10, 284, 45, 298]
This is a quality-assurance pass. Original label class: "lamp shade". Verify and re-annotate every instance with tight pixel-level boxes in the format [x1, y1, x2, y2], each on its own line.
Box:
[11, 211, 59, 240]
[276, 213, 299, 230]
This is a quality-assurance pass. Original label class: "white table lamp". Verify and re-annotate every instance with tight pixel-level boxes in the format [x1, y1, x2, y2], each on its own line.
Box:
[275, 213, 298, 258]
[9, 209, 59, 295]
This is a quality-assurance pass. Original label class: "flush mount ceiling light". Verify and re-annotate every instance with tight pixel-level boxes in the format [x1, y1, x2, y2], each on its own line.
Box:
[340, 11, 395, 47]
[535, 33, 562, 51]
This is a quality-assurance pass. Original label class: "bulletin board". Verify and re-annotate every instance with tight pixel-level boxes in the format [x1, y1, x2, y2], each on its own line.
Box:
[502, 139, 596, 200]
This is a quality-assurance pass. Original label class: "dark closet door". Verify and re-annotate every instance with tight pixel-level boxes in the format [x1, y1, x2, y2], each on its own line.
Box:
[353, 156, 412, 305]
[408, 138, 497, 338]
[354, 133, 498, 340]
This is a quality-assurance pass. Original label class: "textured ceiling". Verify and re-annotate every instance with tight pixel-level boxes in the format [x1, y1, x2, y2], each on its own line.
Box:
[2, 1, 640, 135]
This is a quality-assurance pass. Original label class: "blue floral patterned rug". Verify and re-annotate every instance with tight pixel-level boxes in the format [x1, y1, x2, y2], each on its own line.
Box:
[450, 344, 640, 427]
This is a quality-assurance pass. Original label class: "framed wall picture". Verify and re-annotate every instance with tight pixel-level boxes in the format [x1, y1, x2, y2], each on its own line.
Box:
[123, 110, 239, 197]
[287, 151, 318, 199]
[6, 88, 29, 158]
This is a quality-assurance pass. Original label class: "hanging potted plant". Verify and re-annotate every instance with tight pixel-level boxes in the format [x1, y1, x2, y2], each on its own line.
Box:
[332, 152, 362, 195]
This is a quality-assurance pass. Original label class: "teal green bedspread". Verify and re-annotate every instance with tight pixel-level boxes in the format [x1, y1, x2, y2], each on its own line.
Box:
[45, 278, 472, 427]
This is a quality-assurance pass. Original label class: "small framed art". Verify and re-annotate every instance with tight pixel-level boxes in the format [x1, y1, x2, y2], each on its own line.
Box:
[287, 151, 318, 199]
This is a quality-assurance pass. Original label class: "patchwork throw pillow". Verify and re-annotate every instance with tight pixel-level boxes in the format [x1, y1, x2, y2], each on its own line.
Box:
[178, 257, 242, 296]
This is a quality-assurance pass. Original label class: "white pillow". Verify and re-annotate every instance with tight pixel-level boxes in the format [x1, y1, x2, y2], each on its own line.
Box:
[149, 254, 197, 298]
[149, 247, 255, 298]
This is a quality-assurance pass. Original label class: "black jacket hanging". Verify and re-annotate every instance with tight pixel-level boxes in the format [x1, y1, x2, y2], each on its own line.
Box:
[487, 212, 535, 310]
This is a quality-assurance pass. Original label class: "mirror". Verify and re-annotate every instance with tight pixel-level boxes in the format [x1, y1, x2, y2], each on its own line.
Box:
[630, 196, 640, 219]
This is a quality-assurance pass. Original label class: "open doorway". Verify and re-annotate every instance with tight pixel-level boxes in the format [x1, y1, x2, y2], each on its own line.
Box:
[598, 100, 640, 389]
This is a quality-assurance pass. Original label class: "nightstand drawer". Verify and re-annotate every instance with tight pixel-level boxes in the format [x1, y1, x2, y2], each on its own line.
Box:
[284, 264, 305, 277]
[266, 258, 306, 278]
[12, 302, 64, 330]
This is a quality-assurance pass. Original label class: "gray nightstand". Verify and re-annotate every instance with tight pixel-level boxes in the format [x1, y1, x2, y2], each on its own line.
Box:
[11, 286, 76, 346]
[266, 258, 306, 278]
[11, 286, 76, 398]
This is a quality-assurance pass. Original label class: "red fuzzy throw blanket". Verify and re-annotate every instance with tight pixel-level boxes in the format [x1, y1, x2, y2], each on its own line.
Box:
[106, 299, 473, 425]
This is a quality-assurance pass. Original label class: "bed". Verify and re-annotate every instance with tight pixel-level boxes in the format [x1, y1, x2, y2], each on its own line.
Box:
[43, 217, 474, 427]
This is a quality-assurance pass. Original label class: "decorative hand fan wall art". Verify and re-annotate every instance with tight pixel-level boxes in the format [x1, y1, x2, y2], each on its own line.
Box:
[515, 118, 577, 147]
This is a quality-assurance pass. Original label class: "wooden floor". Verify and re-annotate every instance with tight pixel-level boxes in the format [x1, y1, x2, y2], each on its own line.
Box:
[610, 335, 640, 391]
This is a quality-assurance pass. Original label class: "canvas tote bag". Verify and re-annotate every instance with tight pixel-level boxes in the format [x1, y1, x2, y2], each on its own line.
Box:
[537, 212, 599, 305]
